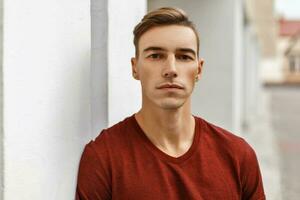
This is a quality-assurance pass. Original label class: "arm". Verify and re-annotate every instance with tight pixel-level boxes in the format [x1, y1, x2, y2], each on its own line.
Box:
[75, 142, 111, 200]
[240, 141, 266, 200]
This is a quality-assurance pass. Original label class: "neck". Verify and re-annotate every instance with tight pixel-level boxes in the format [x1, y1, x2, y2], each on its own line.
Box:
[135, 99, 195, 157]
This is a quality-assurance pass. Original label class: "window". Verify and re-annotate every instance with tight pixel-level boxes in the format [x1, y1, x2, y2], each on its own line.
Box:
[288, 55, 300, 73]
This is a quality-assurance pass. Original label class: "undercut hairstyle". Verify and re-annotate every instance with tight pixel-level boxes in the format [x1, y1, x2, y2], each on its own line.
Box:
[133, 7, 200, 58]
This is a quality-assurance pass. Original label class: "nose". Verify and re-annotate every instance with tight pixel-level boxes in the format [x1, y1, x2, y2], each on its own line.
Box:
[162, 55, 178, 78]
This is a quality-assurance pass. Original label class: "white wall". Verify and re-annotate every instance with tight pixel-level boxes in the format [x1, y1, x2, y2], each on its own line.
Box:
[3, 0, 91, 199]
[107, 0, 146, 126]
[243, 25, 260, 122]
[90, 0, 109, 137]
[0, 0, 3, 198]
[91, 0, 146, 129]
[148, 0, 243, 132]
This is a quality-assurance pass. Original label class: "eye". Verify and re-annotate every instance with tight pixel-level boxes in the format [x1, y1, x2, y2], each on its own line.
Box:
[177, 55, 193, 61]
[147, 53, 163, 60]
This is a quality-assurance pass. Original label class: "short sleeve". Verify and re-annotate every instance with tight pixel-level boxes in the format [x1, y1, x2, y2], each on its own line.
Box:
[240, 140, 266, 200]
[75, 141, 111, 200]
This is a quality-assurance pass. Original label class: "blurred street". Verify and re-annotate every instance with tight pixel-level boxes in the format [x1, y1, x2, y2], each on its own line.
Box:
[243, 84, 300, 200]
[267, 84, 300, 200]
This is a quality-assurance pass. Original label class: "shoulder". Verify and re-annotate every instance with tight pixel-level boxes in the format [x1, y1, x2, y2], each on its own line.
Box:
[86, 114, 136, 157]
[196, 116, 249, 147]
[195, 116, 256, 161]
[195, 116, 265, 198]
[76, 116, 136, 200]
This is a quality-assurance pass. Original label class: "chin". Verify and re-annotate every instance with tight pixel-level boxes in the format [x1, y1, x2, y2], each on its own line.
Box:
[158, 99, 186, 110]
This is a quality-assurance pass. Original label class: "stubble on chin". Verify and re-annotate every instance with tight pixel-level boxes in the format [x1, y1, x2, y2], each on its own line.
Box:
[158, 98, 186, 110]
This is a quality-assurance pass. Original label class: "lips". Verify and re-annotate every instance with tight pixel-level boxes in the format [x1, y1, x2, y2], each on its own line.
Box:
[157, 83, 184, 89]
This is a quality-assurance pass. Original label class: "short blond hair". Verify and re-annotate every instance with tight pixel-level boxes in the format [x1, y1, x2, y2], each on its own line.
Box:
[133, 7, 200, 57]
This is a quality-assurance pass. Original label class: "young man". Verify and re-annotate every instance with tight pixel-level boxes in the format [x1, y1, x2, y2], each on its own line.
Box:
[76, 7, 265, 200]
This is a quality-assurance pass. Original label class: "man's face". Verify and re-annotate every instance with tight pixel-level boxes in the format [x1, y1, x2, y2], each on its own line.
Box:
[131, 25, 204, 110]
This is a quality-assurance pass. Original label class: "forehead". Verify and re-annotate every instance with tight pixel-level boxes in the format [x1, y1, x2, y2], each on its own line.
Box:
[139, 25, 197, 52]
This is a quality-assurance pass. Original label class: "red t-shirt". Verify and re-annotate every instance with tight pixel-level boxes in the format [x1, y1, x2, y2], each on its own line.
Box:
[76, 114, 265, 200]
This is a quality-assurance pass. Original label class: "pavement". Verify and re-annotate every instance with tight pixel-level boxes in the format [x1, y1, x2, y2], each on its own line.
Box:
[242, 84, 300, 200]
[242, 88, 283, 200]
[267, 85, 300, 200]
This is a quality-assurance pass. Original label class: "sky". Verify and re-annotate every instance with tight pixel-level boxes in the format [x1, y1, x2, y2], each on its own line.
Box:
[275, 0, 300, 19]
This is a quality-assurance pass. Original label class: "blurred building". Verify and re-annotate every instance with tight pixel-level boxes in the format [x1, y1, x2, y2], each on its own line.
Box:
[279, 19, 300, 83]
[262, 18, 300, 84]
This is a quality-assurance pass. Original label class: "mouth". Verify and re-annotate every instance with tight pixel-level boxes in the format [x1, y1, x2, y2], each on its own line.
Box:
[156, 83, 184, 90]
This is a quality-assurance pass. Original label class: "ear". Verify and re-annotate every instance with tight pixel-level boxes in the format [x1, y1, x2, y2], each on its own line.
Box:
[131, 57, 140, 80]
[196, 58, 204, 80]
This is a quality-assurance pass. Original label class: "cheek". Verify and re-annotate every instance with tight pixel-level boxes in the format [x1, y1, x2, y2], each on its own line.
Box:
[138, 69, 155, 87]
[139, 64, 158, 82]
[183, 67, 198, 79]
[191, 64, 200, 76]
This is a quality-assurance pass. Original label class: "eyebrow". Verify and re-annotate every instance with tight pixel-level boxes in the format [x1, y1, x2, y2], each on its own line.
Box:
[177, 48, 196, 57]
[143, 46, 166, 52]
[143, 46, 196, 57]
